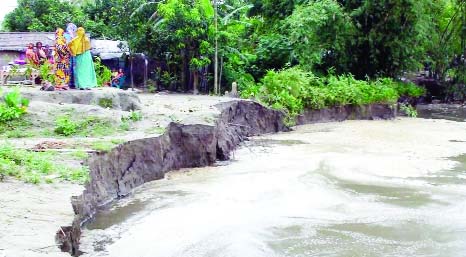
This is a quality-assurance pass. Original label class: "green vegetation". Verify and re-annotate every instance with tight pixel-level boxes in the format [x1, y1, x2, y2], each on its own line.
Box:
[67, 150, 89, 160]
[242, 67, 425, 119]
[0, 145, 89, 184]
[0, 89, 33, 138]
[54, 115, 114, 137]
[91, 139, 125, 152]
[122, 111, 143, 122]
[400, 104, 418, 118]
[94, 57, 112, 87]
[3, 0, 464, 99]
[119, 111, 143, 131]
[3, 128, 36, 138]
[145, 126, 166, 135]
[98, 98, 113, 108]
[38, 62, 55, 84]
[119, 121, 131, 131]
[54, 110, 144, 137]
[0, 89, 30, 123]
[0, 114, 35, 139]
[54, 115, 78, 136]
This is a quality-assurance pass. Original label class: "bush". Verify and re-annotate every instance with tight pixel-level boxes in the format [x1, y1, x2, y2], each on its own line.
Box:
[121, 111, 143, 122]
[392, 81, 426, 98]
[400, 103, 418, 117]
[94, 57, 112, 87]
[39, 62, 55, 84]
[54, 115, 79, 136]
[54, 115, 114, 136]
[0, 89, 30, 123]
[239, 67, 425, 120]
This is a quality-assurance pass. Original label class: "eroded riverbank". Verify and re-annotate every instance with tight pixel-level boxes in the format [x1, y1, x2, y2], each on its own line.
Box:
[78, 118, 466, 257]
[0, 91, 235, 257]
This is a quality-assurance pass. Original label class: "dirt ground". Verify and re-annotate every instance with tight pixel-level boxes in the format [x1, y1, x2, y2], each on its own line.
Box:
[0, 179, 82, 257]
[0, 88, 234, 257]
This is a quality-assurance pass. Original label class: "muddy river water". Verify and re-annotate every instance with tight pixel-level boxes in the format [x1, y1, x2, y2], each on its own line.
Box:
[80, 108, 466, 257]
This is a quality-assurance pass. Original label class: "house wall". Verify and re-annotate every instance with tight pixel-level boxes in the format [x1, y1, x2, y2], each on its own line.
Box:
[0, 51, 20, 67]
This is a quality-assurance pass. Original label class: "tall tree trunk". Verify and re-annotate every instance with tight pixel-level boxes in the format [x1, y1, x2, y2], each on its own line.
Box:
[193, 70, 199, 94]
[181, 48, 189, 91]
[219, 56, 223, 93]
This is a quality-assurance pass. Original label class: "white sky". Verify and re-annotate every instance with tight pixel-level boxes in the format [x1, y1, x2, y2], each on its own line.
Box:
[0, 0, 18, 27]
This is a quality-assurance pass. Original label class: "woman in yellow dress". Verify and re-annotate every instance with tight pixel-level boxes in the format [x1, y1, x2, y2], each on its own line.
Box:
[68, 27, 97, 90]
[54, 28, 70, 90]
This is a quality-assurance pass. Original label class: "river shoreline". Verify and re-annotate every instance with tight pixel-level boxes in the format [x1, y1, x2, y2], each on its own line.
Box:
[1, 90, 454, 257]
[78, 118, 466, 256]
[57, 94, 396, 255]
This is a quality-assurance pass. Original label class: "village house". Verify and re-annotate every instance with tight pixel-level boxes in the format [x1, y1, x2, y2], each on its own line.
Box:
[0, 32, 55, 67]
[0, 32, 129, 85]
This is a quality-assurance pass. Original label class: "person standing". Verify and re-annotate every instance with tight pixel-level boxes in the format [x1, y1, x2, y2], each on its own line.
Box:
[25, 43, 39, 66]
[64, 23, 77, 88]
[68, 27, 97, 90]
[44, 45, 54, 64]
[54, 28, 71, 90]
[35, 42, 47, 64]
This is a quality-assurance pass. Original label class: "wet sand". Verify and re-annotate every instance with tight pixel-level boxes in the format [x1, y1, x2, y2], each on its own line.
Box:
[0, 180, 82, 257]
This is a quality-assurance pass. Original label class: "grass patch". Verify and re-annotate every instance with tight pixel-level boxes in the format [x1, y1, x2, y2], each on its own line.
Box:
[0, 88, 29, 123]
[145, 126, 166, 135]
[0, 118, 36, 138]
[54, 115, 116, 137]
[0, 145, 89, 184]
[119, 111, 143, 131]
[98, 98, 113, 108]
[91, 139, 125, 152]
[67, 150, 89, 160]
[119, 121, 131, 131]
[121, 111, 143, 122]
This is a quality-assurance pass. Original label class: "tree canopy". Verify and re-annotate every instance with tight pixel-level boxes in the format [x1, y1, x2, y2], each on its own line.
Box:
[2, 0, 465, 95]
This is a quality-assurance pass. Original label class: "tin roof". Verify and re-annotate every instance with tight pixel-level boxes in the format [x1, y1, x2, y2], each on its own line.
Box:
[0, 32, 55, 51]
[0, 32, 129, 59]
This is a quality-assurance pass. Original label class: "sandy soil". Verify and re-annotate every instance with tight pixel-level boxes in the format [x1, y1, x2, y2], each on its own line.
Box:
[0, 90, 235, 257]
[3, 91, 234, 150]
[0, 179, 82, 257]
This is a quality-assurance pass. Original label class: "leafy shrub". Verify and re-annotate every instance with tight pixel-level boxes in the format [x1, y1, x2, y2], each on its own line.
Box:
[122, 111, 143, 122]
[54, 115, 114, 136]
[400, 103, 418, 117]
[94, 57, 112, 87]
[0, 89, 30, 123]
[54, 115, 78, 136]
[39, 62, 55, 84]
[239, 82, 261, 99]
[119, 121, 130, 131]
[393, 81, 426, 98]
[239, 67, 425, 120]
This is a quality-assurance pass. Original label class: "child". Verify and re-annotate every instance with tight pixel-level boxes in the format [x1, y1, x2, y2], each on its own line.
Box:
[111, 69, 124, 88]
